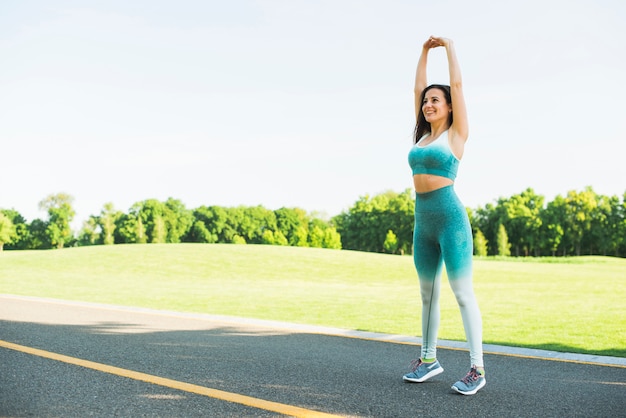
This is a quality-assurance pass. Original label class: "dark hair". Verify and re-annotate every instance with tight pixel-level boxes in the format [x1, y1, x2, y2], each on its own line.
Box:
[413, 84, 453, 144]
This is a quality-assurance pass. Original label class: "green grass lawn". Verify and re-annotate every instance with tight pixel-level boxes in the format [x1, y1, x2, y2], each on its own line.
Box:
[1, 244, 624, 357]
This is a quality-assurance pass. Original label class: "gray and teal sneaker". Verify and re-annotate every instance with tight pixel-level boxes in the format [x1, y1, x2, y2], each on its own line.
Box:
[403, 359, 444, 383]
[451, 366, 486, 395]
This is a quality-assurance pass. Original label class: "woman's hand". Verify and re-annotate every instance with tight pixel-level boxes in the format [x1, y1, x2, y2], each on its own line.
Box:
[422, 36, 438, 50]
[425, 36, 452, 49]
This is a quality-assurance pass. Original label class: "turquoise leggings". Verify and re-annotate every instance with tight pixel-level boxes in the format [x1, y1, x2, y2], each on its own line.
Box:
[413, 185, 483, 367]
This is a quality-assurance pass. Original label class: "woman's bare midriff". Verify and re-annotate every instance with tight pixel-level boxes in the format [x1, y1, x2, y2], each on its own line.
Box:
[413, 174, 454, 194]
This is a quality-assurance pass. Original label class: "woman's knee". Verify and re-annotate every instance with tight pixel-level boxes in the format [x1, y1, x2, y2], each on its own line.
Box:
[449, 279, 476, 307]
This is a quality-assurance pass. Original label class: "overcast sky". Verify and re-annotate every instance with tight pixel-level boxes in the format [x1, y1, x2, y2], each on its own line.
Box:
[2, 0, 625, 228]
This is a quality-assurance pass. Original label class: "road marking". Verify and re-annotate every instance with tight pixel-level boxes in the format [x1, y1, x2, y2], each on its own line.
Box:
[0, 340, 342, 418]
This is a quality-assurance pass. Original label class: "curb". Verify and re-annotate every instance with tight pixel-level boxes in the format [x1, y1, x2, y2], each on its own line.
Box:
[2, 294, 625, 368]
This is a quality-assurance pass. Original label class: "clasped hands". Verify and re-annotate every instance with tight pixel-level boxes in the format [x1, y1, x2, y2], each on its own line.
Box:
[423, 36, 451, 49]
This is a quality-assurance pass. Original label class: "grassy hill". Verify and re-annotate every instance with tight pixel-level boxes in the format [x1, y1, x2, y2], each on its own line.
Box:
[1, 244, 624, 357]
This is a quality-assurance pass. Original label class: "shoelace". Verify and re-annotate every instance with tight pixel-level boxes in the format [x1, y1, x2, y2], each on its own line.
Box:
[409, 359, 423, 372]
[461, 368, 480, 384]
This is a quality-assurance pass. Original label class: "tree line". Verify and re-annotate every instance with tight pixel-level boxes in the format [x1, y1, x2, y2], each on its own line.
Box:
[335, 187, 626, 257]
[1, 186, 625, 257]
[0, 194, 341, 251]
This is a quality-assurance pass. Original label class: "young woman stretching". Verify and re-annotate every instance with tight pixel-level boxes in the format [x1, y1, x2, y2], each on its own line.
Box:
[402, 36, 485, 395]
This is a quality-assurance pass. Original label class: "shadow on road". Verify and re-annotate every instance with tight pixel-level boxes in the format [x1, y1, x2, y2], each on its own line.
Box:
[1, 305, 625, 417]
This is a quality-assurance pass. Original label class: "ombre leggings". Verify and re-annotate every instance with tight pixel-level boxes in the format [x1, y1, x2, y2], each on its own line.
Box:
[413, 185, 483, 367]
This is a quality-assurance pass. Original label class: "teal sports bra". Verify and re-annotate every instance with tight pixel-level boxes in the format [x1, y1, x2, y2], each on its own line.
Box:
[408, 130, 460, 180]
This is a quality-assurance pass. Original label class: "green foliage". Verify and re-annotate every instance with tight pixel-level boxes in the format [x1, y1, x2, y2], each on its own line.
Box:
[587, 194, 620, 256]
[164, 198, 194, 243]
[2, 185, 626, 257]
[540, 196, 566, 256]
[27, 219, 49, 249]
[99, 203, 120, 245]
[232, 235, 246, 244]
[78, 216, 100, 246]
[39, 193, 75, 249]
[0, 212, 16, 250]
[473, 229, 488, 257]
[500, 188, 543, 256]
[473, 202, 503, 256]
[308, 226, 325, 248]
[0, 210, 30, 250]
[275, 207, 309, 246]
[383, 230, 399, 254]
[190, 206, 227, 243]
[321, 227, 342, 250]
[185, 205, 339, 249]
[188, 220, 214, 243]
[334, 189, 413, 254]
[497, 224, 511, 256]
[472, 186, 626, 257]
[563, 187, 598, 255]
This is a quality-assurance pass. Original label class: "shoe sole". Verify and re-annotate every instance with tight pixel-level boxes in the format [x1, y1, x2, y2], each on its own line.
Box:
[451, 378, 486, 395]
[402, 366, 444, 383]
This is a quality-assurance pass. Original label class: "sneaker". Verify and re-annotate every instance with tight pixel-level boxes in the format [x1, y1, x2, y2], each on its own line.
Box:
[451, 366, 486, 395]
[403, 359, 444, 383]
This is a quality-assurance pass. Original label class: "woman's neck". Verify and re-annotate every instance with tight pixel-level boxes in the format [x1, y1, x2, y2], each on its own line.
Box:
[429, 122, 450, 139]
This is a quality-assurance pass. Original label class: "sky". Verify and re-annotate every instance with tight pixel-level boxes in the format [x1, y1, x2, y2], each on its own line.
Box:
[2, 0, 625, 230]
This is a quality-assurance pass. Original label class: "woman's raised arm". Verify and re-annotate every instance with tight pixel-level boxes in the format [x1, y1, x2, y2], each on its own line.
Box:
[431, 37, 469, 143]
[414, 38, 437, 121]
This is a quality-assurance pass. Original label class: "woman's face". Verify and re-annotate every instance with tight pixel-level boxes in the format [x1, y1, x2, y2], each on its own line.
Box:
[422, 88, 451, 124]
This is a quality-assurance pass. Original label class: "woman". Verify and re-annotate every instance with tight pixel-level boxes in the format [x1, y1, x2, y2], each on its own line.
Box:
[402, 36, 485, 395]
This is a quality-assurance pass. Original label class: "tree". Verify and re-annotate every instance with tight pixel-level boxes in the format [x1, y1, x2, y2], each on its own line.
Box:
[473, 202, 505, 256]
[114, 212, 146, 244]
[99, 203, 121, 245]
[308, 226, 325, 248]
[496, 224, 511, 256]
[232, 235, 246, 244]
[274, 230, 289, 246]
[0, 210, 30, 250]
[501, 188, 544, 256]
[187, 220, 213, 243]
[540, 195, 566, 256]
[473, 229, 488, 257]
[0, 212, 16, 251]
[151, 215, 166, 243]
[563, 187, 597, 256]
[239, 206, 278, 244]
[383, 230, 399, 254]
[223, 207, 247, 244]
[163, 198, 193, 243]
[131, 199, 169, 243]
[39, 193, 75, 249]
[307, 218, 342, 249]
[275, 207, 309, 247]
[619, 192, 626, 256]
[187, 206, 226, 243]
[78, 216, 100, 246]
[27, 218, 49, 249]
[261, 229, 288, 246]
[322, 227, 342, 249]
[585, 194, 621, 256]
[334, 190, 413, 254]
[334, 194, 377, 252]
[384, 189, 414, 255]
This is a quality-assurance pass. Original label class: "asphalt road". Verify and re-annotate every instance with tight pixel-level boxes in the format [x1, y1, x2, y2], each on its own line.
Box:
[1, 295, 624, 417]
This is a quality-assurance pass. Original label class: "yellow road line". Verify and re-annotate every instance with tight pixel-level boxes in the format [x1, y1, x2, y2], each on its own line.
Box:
[0, 340, 342, 418]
